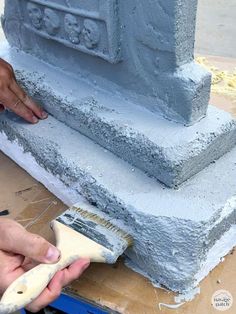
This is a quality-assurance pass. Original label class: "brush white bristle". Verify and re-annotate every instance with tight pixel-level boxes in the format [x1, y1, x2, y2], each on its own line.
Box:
[72, 206, 133, 247]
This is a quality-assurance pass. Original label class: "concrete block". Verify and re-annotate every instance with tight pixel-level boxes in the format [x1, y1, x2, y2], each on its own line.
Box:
[1, 45, 236, 187]
[0, 113, 236, 292]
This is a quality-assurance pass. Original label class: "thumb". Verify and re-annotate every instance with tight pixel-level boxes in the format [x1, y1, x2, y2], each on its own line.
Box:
[0, 219, 60, 263]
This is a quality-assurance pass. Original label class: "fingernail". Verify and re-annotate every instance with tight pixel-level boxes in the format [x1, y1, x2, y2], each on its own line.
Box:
[32, 116, 38, 123]
[46, 246, 61, 262]
[41, 111, 48, 119]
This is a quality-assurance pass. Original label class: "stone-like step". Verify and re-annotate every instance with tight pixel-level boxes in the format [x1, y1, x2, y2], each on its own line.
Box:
[0, 113, 236, 293]
[2, 44, 236, 187]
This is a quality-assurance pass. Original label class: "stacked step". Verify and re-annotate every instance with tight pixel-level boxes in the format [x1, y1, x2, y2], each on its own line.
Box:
[0, 46, 236, 293]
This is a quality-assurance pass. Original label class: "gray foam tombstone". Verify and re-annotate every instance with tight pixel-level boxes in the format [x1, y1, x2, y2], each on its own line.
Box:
[3, 0, 211, 124]
[0, 0, 236, 293]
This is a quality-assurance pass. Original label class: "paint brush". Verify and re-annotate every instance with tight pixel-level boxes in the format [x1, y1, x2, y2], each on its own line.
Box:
[0, 202, 133, 314]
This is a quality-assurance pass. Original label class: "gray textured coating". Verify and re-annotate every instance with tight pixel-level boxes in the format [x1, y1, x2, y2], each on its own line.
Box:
[0, 113, 236, 292]
[2, 0, 211, 124]
[1, 45, 236, 187]
[1, 0, 236, 295]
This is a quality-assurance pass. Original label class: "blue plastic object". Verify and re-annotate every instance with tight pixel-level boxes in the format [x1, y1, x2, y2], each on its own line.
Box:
[21, 293, 109, 314]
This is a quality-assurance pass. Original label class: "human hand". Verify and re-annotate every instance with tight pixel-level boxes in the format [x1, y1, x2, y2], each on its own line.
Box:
[0, 58, 48, 123]
[0, 218, 90, 312]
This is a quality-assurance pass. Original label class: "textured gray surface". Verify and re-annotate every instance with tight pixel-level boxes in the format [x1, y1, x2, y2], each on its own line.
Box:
[0, 112, 236, 292]
[2, 0, 211, 125]
[0, 0, 236, 294]
[1, 0, 236, 58]
[2, 45, 236, 187]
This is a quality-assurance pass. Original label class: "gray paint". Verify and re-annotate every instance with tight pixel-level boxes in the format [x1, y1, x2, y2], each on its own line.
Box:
[0, 113, 236, 292]
[2, 47, 236, 187]
[1, 0, 236, 294]
[2, 0, 211, 124]
[56, 205, 130, 264]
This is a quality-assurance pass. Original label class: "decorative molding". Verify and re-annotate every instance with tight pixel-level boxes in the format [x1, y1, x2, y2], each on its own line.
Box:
[22, 0, 121, 63]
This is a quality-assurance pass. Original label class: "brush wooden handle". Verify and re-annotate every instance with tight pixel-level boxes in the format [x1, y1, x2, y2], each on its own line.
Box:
[0, 221, 113, 314]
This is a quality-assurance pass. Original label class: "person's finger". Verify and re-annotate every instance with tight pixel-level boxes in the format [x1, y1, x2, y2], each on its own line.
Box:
[24, 260, 89, 312]
[0, 87, 39, 123]
[0, 219, 60, 263]
[10, 80, 48, 120]
[2, 252, 25, 271]
[0, 250, 24, 273]
[22, 257, 39, 271]
[0, 266, 25, 294]
[59, 259, 90, 286]
[23, 259, 89, 299]
[16, 231, 60, 263]
[0, 250, 25, 293]
[25, 271, 64, 313]
[0, 58, 14, 73]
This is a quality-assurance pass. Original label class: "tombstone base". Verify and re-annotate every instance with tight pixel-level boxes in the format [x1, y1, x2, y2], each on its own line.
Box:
[1, 44, 236, 188]
[0, 112, 236, 293]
